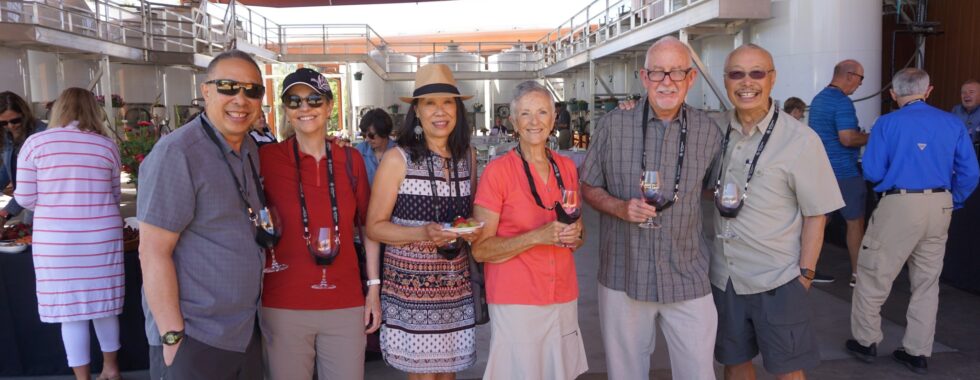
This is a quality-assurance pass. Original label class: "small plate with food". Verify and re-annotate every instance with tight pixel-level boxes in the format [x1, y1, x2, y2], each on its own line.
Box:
[442, 217, 484, 234]
[0, 239, 28, 254]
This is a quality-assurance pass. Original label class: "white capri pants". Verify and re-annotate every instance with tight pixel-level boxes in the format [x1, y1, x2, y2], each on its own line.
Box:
[60, 316, 121, 367]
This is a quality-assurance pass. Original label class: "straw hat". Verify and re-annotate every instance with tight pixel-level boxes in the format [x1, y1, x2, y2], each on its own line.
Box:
[399, 64, 474, 103]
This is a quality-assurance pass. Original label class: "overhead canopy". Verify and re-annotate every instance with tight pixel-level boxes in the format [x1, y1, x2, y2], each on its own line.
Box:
[212, 0, 447, 8]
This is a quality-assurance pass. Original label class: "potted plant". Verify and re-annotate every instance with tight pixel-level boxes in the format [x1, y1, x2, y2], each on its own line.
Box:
[117, 120, 161, 187]
[577, 99, 588, 112]
[387, 103, 400, 115]
[354, 71, 364, 80]
[472, 102, 484, 113]
[568, 98, 579, 112]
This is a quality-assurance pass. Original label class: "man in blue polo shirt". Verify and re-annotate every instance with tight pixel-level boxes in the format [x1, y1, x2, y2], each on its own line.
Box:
[952, 79, 979, 142]
[808, 59, 868, 286]
[846, 68, 979, 375]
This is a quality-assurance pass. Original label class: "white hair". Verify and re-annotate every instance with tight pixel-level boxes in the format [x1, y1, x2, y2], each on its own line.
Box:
[509, 81, 554, 113]
[892, 68, 930, 97]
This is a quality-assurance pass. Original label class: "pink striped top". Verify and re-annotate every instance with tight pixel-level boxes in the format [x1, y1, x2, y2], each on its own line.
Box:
[15, 122, 125, 323]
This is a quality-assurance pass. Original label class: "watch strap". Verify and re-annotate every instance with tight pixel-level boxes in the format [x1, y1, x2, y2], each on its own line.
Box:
[800, 268, 816, 281]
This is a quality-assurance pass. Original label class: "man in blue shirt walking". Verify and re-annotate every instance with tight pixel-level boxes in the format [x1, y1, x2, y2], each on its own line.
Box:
[951, 79, 979, 142]
[846, 68, 979, 375]
[808, 59, 869, 287]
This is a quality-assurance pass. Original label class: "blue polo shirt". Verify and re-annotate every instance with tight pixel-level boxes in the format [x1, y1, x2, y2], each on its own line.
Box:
[951, 104, 980, 141]
[863, 101, 980, 209]
[808, 86, 861, 178]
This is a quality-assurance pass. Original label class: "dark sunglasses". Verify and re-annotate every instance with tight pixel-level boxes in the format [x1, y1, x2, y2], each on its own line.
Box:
[205, 79, 265, 99]
[0, 117, 23, 128]
[283, 94, 325, 109]
[848, 72, 865, 82]
[366, 131, 386, 139]
[644, 68, 693, 82]
[725, 69, 774, 80]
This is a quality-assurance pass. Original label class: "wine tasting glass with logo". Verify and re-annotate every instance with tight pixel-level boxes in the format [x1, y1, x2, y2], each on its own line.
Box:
[716, 183, 741, 240]
[639, 171, 667, 229]
[557, 189, 581, 247]
[311, 227, 341, 290]
[259, 207, 288, 273]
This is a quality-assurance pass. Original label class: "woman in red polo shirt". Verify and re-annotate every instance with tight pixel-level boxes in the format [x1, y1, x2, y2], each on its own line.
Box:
[258, 68, 381, 379]
[472, 81, 587, 379]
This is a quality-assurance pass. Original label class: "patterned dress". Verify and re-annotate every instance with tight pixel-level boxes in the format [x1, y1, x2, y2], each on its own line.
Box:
[14, 123, 124, 323]
[380, 147, 476, 373]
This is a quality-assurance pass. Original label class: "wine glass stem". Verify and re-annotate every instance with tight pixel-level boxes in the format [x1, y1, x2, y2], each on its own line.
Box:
[320, 267, 327, 282]
[270, 248, 277, 264]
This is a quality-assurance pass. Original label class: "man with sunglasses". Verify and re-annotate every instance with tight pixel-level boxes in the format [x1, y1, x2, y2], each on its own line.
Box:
[808, 59, 870, 287]
[138, 50, 266, 379]
[580, 36, 722, 380]
[710, 44, 844, 380]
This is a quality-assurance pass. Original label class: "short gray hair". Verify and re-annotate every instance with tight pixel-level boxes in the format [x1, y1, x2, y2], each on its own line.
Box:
[509, 81, 554, 114]
[892, 68, 930, 97]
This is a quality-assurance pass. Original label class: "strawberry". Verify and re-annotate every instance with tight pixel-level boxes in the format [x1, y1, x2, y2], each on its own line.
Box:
[453, 216, 467, 227]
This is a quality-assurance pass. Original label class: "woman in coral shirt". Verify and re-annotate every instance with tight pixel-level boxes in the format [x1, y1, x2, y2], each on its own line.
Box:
[472, 81, 586, 379]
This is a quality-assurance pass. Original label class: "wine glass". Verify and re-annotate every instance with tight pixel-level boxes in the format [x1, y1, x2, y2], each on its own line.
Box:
[260, 207, 288, 273]
[557, 189, 581, 248]
[639, 171, 667, 229]
[716, 183, 741, 240]
[311, 227, 341, 290]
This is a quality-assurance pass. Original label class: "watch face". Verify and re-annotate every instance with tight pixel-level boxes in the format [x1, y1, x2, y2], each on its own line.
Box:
[162, 331, 183, 345]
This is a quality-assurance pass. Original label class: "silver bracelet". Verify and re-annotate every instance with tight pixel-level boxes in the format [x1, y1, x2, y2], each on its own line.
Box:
[365, 279, 382, 286]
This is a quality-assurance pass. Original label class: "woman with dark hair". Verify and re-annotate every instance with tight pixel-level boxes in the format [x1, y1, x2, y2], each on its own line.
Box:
[0, 91, 47, 222]
[16, 88, 123, 380]
[355, 108, 396, 185]
[366, 64, 482, 379]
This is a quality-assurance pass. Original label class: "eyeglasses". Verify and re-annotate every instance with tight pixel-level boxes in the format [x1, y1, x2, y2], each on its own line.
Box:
[366, 132, 377, 139]
[644, 68, 693, 82]
[0, 117, 23, 128]
[205, 79, 265, 99]
[848, 72, 865, 82]
[725, 69, 775, 81]
[283, 94, 326, 109]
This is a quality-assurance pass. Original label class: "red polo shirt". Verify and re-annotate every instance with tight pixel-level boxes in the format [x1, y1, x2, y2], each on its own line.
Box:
[259, 138, 370, 310]
[474, 149, 580, 305]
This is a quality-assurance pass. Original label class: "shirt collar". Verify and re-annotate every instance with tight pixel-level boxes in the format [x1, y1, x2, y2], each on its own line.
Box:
[640, 96, 685, 125]
[730, 99, 776, 136]
[200, 113, 236, 155]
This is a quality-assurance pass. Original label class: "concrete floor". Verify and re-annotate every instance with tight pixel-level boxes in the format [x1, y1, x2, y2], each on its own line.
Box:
[6, 186, 980, 379]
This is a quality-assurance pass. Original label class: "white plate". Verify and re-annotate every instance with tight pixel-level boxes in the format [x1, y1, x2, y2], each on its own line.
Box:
[0, 241, 28, 254]
[442, 222, 484, 234]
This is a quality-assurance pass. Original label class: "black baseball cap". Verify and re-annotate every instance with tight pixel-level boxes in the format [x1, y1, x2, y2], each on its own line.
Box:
[280, 68, 333, 99]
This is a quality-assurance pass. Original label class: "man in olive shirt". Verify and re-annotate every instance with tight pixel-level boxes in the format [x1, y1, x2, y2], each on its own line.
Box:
[711, 44, 844, 379]
[138, 50, 266, 379]
[581, 36, 722, 380]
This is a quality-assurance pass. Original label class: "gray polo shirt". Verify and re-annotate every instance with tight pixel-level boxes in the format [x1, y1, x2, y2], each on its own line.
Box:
[579, 101, 722, 304]
[137, 114, 264, 352]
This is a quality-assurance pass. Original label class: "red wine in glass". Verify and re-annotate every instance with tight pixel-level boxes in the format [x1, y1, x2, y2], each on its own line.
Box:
[259, 207, 288, 273]
[639, 171, 665, 229]
[437, 238, 464, 260]
[311, 227, 341, 290]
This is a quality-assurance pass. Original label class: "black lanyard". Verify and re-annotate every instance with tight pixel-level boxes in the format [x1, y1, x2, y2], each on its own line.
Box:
[715, 110, 780, 194]
[515, 144, 565, 211]
[640, 103, 688, 203]
[425, 153, 463, 223]
[200, 116, 265, 221]
[291, 138, 340, 257]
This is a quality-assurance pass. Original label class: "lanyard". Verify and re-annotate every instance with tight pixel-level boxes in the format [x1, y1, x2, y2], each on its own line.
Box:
[425, 153, 463, 223]
[715, 110, 780, 195]
[640, 103, 688, 202]
[515, 144, 565, 211]
[200, 116, 265, 221]
[291, 138, 340, 258]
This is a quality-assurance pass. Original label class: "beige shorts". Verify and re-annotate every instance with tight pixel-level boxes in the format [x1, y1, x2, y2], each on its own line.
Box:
[483, 300, 588, 380]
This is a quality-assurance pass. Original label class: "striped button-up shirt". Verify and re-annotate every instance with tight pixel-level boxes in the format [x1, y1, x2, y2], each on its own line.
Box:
[580, 100, 722, 303]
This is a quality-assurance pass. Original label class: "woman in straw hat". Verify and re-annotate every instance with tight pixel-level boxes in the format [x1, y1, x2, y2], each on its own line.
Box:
[366, 64, 482, 378]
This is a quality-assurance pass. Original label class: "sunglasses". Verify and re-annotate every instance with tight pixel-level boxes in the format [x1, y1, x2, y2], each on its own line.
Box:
[848, 72, 865, 82]
[725, 69, 774, 80]
[283, 94, 325, 109]
[205, 79, 265, 99]
[0, 117, 23, 128]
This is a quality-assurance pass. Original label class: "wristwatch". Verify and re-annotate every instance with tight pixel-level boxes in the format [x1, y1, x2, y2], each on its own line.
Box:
[800, 268, 816, 281]
[161, 330, 185, 346]
[365, 279, 382, 287]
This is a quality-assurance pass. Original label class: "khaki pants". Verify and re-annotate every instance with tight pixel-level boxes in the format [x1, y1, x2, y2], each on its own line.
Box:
[598, 285, 717, 380]
[260, 306, 366, 380]
[484, 300, 588, 380]
[851, 192, 953, 357]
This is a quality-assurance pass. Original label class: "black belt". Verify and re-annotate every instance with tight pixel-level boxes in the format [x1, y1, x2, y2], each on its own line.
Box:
[883, 187, 948, 196]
